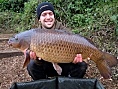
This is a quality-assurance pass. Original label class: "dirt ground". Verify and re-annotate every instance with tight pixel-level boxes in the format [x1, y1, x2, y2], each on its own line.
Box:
[0, 34, 118, 89]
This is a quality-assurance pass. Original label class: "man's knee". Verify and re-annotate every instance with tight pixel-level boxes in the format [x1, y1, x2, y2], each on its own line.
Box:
[27, 60, 35, 72]
[69, 61, 88, 78]
[27, 59, 45, 71]
[27, 60, 46, 80]
[79, 61, 88, 68]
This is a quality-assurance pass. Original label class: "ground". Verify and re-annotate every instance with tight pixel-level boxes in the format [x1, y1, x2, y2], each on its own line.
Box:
[0, 33, 118, 89]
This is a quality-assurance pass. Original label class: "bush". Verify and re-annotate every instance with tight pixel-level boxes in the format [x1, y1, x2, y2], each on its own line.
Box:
[0, 0, 29, 12]
[15, 0, 39, 32]
[0, 0, 39, 32]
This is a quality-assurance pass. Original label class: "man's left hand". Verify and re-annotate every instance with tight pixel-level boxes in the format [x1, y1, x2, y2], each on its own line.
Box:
[72, 54, 83, 64]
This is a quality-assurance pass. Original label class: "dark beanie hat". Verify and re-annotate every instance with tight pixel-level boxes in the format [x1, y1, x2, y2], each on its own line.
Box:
[36, 2, 55, 20]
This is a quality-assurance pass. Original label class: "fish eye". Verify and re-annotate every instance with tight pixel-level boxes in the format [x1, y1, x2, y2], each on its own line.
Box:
[15, 36, 18, 40]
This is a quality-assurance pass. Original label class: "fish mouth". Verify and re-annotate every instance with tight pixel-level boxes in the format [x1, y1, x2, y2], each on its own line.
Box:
[7, 41, 12, 46]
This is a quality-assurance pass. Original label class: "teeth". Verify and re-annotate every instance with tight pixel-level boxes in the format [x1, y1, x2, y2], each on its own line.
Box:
[47, 22, 51, 23]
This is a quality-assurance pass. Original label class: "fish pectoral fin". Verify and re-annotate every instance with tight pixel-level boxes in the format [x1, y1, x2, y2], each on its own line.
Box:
[23, 49, 30, 68]
[52, 63, 62, 75]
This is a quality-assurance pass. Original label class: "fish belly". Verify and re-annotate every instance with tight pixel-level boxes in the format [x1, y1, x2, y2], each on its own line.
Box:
[31, 40, 79, 63]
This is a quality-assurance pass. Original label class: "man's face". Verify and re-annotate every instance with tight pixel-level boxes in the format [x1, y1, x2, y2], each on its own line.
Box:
[40, 10, 55, 29]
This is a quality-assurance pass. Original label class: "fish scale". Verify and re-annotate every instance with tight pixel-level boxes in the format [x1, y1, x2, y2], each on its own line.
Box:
[30, 30, 101, 63]
[8, 28, 118, 79]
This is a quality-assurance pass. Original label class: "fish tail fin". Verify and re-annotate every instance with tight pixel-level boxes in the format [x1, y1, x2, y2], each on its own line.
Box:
[96, 52, 118, 79]
[103, 52, 118, 67]
[96, 59, 111, 79]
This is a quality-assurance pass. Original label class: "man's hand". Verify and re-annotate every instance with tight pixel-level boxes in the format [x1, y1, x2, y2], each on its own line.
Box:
[72, 54, 83, 64]
[29, 51, 42, 60]
[72, 54, 91, 64]
[29, 51, 37, 59]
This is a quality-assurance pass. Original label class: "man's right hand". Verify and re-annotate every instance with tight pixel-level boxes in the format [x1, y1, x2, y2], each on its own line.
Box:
[29, 51, 37, 60]
[29, 51, 42, 60]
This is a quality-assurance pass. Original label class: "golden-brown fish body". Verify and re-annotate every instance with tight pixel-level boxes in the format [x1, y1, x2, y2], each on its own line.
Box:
[8, 28, 118, 79]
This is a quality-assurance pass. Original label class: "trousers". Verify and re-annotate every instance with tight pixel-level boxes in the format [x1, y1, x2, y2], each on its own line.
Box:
[27, 59, 88, 80]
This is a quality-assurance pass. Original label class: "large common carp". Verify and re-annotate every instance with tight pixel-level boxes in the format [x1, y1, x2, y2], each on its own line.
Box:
[8, 28, 118, 79]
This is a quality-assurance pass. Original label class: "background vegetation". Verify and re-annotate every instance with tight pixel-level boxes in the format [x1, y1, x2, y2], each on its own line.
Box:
[0, 0, 117, 33]
[0, 0, 118, 56]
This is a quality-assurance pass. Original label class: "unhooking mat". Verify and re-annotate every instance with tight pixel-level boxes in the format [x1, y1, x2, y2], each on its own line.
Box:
[10, 77, 104, 89]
